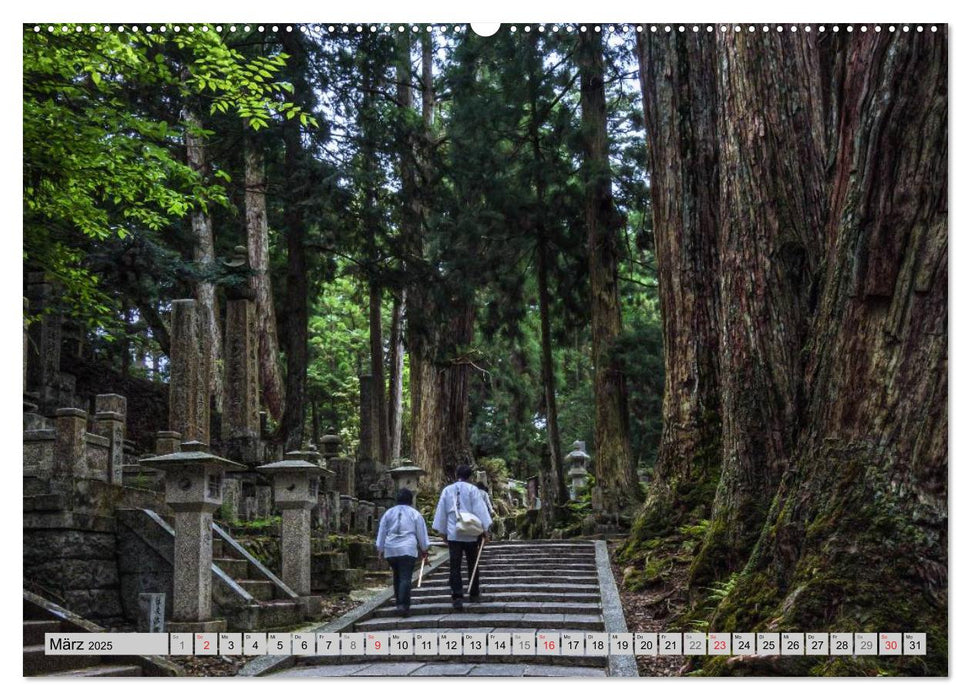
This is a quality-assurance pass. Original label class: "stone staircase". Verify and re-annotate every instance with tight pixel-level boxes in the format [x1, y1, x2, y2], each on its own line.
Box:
[117, 509, 306, 631]
[209, 532, 306, 631]
[273, 540, 620, 676]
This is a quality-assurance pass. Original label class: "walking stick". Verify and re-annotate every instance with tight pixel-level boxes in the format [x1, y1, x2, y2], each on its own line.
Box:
[467, 537, 486, 596]
[417, 557, 425, 588]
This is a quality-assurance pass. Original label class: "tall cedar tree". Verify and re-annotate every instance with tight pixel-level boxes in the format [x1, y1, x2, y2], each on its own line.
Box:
[577, 31, 638, 517]
[244, 128, 285, 421]
[278, 28, 312, 451]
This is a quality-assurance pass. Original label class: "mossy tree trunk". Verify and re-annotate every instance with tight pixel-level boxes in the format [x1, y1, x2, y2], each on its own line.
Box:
[577, 30, 637, 518]
[712, 28, 947, 674]
[624, 30, 722, 556]
[628, 26, 947, 674]
[692, 30, 828, 585]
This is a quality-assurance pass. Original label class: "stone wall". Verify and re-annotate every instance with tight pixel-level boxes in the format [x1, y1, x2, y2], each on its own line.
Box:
[23, 511, 125, 626]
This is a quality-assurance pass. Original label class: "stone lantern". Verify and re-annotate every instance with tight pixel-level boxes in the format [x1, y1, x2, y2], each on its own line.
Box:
[139, 443, 245, 632]
[319, 434, 342, 460]
[388, 459, 425, 495]
[565, 440, 591, 501]
[256, 452, 326, 597]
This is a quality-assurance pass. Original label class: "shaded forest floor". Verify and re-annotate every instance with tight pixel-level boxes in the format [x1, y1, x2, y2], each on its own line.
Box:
[609, 541, 689, 677]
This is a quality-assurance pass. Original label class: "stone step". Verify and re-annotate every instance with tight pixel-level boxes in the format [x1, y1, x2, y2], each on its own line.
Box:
[213, 557, 250, 579]
[413, 582, 600, 595]
[421, 574, 598, 585]
[44, 664, 143, 677]
[236, 580, 276, 601]
[212, 538, 226, 558]
[283, 659, 607, 675]
[373, 601, 602, 617]
[24, 619, 60, 646]
[405, 591, 601, 604]
[355, 612, 604, 632]
[228, 601, 304, 631]
[23, 645, 100, 675]
[473, 564, 597, 573]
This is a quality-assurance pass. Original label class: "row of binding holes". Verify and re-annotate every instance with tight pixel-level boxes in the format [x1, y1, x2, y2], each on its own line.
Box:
[33, 24, 939, 34]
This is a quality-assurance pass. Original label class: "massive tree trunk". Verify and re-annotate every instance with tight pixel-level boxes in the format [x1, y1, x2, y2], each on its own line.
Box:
[412, 300, 476, 485]
[577, 31, 637, 518]
[407, 30, 477, 485]
[182, 106, 223, 416]
[629, 26, 947, 675]
[278, 30, 311, 452]
[244, 130, 285, 421]
[624, 30, 722, 556]
[712, 28, 948, 675]
[691, 30, 828, 585]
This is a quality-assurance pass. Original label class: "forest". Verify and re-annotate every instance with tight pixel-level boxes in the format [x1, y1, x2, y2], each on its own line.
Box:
[23, 23, 946, 676]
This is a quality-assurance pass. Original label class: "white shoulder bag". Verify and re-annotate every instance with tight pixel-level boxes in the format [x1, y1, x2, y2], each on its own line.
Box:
[453, 487, 485, 537]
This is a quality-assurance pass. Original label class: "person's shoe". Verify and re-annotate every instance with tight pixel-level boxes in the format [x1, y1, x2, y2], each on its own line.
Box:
[396, 605, 407, 616]
[452, 600, 464, 611]
[401, 608, 410, 618]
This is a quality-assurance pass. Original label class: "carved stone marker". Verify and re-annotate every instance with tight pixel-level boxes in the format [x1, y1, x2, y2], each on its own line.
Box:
[168, 300, 209, 446]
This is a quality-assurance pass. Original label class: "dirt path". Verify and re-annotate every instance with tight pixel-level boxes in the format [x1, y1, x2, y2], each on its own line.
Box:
[608, 541, 690, 677]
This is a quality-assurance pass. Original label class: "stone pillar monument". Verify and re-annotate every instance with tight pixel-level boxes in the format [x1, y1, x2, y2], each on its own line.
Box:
[139, 445, 244, 632]
[93, 394, 126, 485]
[54, 408, 87, 480]
[358, 374, 377, 461]
[168, 299, 209, 446]
[257, 453, 325, 599]
[221, 247, 261, 464]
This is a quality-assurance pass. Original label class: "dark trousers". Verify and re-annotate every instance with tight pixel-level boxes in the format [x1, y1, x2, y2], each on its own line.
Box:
[448, 537, 483, 600]
[387, 555, 416, 609]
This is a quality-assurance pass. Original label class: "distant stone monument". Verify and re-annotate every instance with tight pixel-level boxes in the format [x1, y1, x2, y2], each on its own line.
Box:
[565, 440, 591, 501]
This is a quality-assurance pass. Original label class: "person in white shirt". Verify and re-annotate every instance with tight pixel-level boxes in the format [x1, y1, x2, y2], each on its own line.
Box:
[375, 488, 430, 617]
[432, 464, 493, 610]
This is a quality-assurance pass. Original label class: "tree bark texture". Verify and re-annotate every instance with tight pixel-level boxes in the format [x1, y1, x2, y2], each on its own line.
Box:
[625, 30, 723, 556]
[630, 27, 947, 674]
[693, 30, 829, 584]
[183, 107, 223, 417]
[712, 29, 947, 673]
[577, 31, 637, 517]
[411, 300, 476, 485]
[244, 131, 285, 422]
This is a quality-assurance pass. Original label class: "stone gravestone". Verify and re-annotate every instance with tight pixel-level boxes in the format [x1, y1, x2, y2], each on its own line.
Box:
[138, 592, 166, 632]
[221, 247, 261, 465]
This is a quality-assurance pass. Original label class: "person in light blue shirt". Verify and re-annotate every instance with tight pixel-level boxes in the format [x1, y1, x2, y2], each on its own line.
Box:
[432, 465, 493, 610]
[375, 488, 430, 617]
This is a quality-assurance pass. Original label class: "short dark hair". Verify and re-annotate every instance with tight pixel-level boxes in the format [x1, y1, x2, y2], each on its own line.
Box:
[456, 464, 473, 481]
[396, 488, 413, 505]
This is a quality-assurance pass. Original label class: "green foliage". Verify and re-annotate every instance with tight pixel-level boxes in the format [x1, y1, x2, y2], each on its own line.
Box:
[23, 24, 308, 327]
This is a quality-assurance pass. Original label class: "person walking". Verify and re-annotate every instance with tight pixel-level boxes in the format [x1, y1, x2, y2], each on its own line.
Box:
[433, 464, 493, 610]
[375, 488, 430, 617]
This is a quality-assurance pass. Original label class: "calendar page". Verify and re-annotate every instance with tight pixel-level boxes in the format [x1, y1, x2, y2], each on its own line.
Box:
[18, 0, 951, 689]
